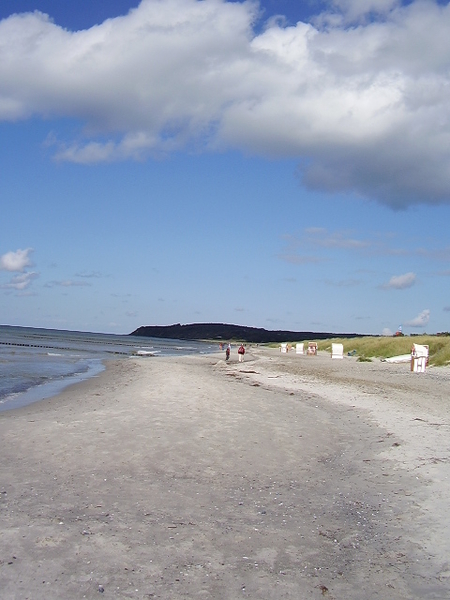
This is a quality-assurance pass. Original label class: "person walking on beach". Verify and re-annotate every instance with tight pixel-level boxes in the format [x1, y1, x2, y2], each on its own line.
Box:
[225, 343, 231, 361]
[238, 344, 245, 362]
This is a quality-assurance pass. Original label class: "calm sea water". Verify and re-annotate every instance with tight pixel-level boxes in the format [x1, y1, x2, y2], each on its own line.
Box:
[0, 325, 215, 412]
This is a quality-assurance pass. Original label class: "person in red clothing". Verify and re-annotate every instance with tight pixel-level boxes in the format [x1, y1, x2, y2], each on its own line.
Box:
[238, 344, 245, 362]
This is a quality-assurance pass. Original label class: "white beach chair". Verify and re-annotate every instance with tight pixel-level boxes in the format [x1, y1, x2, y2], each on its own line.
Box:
[411, 344, 429, 372]
[331, 343, 344, 359]
[296, 343, 304, 355]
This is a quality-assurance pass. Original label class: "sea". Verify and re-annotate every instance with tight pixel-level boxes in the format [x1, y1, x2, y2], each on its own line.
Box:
[0, 325, 216, 413]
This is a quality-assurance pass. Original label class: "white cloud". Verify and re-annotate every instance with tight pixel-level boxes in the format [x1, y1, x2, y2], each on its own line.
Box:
[306, 229, 370, 250]
[1, 271, 38, 290]
[319, 0, 400, 25]
[404, 308, 430, 328]
[381, 271, 416, 289]
[1, 1, 450, 206]
[279, 228, 373, 264]
[325, 278, 360, 287]
[0, 248, 33, 272]
[279, 254, 323, 265]
[75, 270, 104, 278]
[45, 280, 91, 287]
[382, 327, 393, 336]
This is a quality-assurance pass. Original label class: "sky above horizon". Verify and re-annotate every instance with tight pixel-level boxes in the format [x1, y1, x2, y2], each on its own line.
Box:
[1, 0, 449, 336]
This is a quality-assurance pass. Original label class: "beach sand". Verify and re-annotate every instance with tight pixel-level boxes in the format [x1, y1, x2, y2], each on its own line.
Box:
[1, 347, 450, 599]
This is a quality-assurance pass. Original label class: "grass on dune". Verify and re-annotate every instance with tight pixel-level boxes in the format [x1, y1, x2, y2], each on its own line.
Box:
[314, 336, 450, 367]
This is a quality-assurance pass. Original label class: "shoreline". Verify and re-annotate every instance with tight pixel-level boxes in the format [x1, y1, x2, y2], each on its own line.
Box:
[0, 325, 218, 415]
[1, 349, 449, 598]
[0, 360, 107, 414]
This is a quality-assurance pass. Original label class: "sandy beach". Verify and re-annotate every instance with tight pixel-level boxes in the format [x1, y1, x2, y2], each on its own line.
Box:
[1, 347, 450, 600]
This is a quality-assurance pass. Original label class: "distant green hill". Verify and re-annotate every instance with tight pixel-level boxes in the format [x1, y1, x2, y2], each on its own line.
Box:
[130, 323, 364, 344]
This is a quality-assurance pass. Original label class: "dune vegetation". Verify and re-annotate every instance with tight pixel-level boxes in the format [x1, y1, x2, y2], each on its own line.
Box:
[312, 335, 450, 367]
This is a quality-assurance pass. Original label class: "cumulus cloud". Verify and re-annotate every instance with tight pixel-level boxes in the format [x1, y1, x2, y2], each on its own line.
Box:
[1, 271, 38, 290]
[381, 271, 416, 289]
[0, 248, 33, 272]
[2, 1, 450, 207]
[404, 308, 430, 328]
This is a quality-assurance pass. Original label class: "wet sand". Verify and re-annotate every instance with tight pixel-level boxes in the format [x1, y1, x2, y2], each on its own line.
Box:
[1, 347, 449, 599]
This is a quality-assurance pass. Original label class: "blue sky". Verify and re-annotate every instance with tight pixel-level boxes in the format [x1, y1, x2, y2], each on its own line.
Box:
[1, 0, 449, 336]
